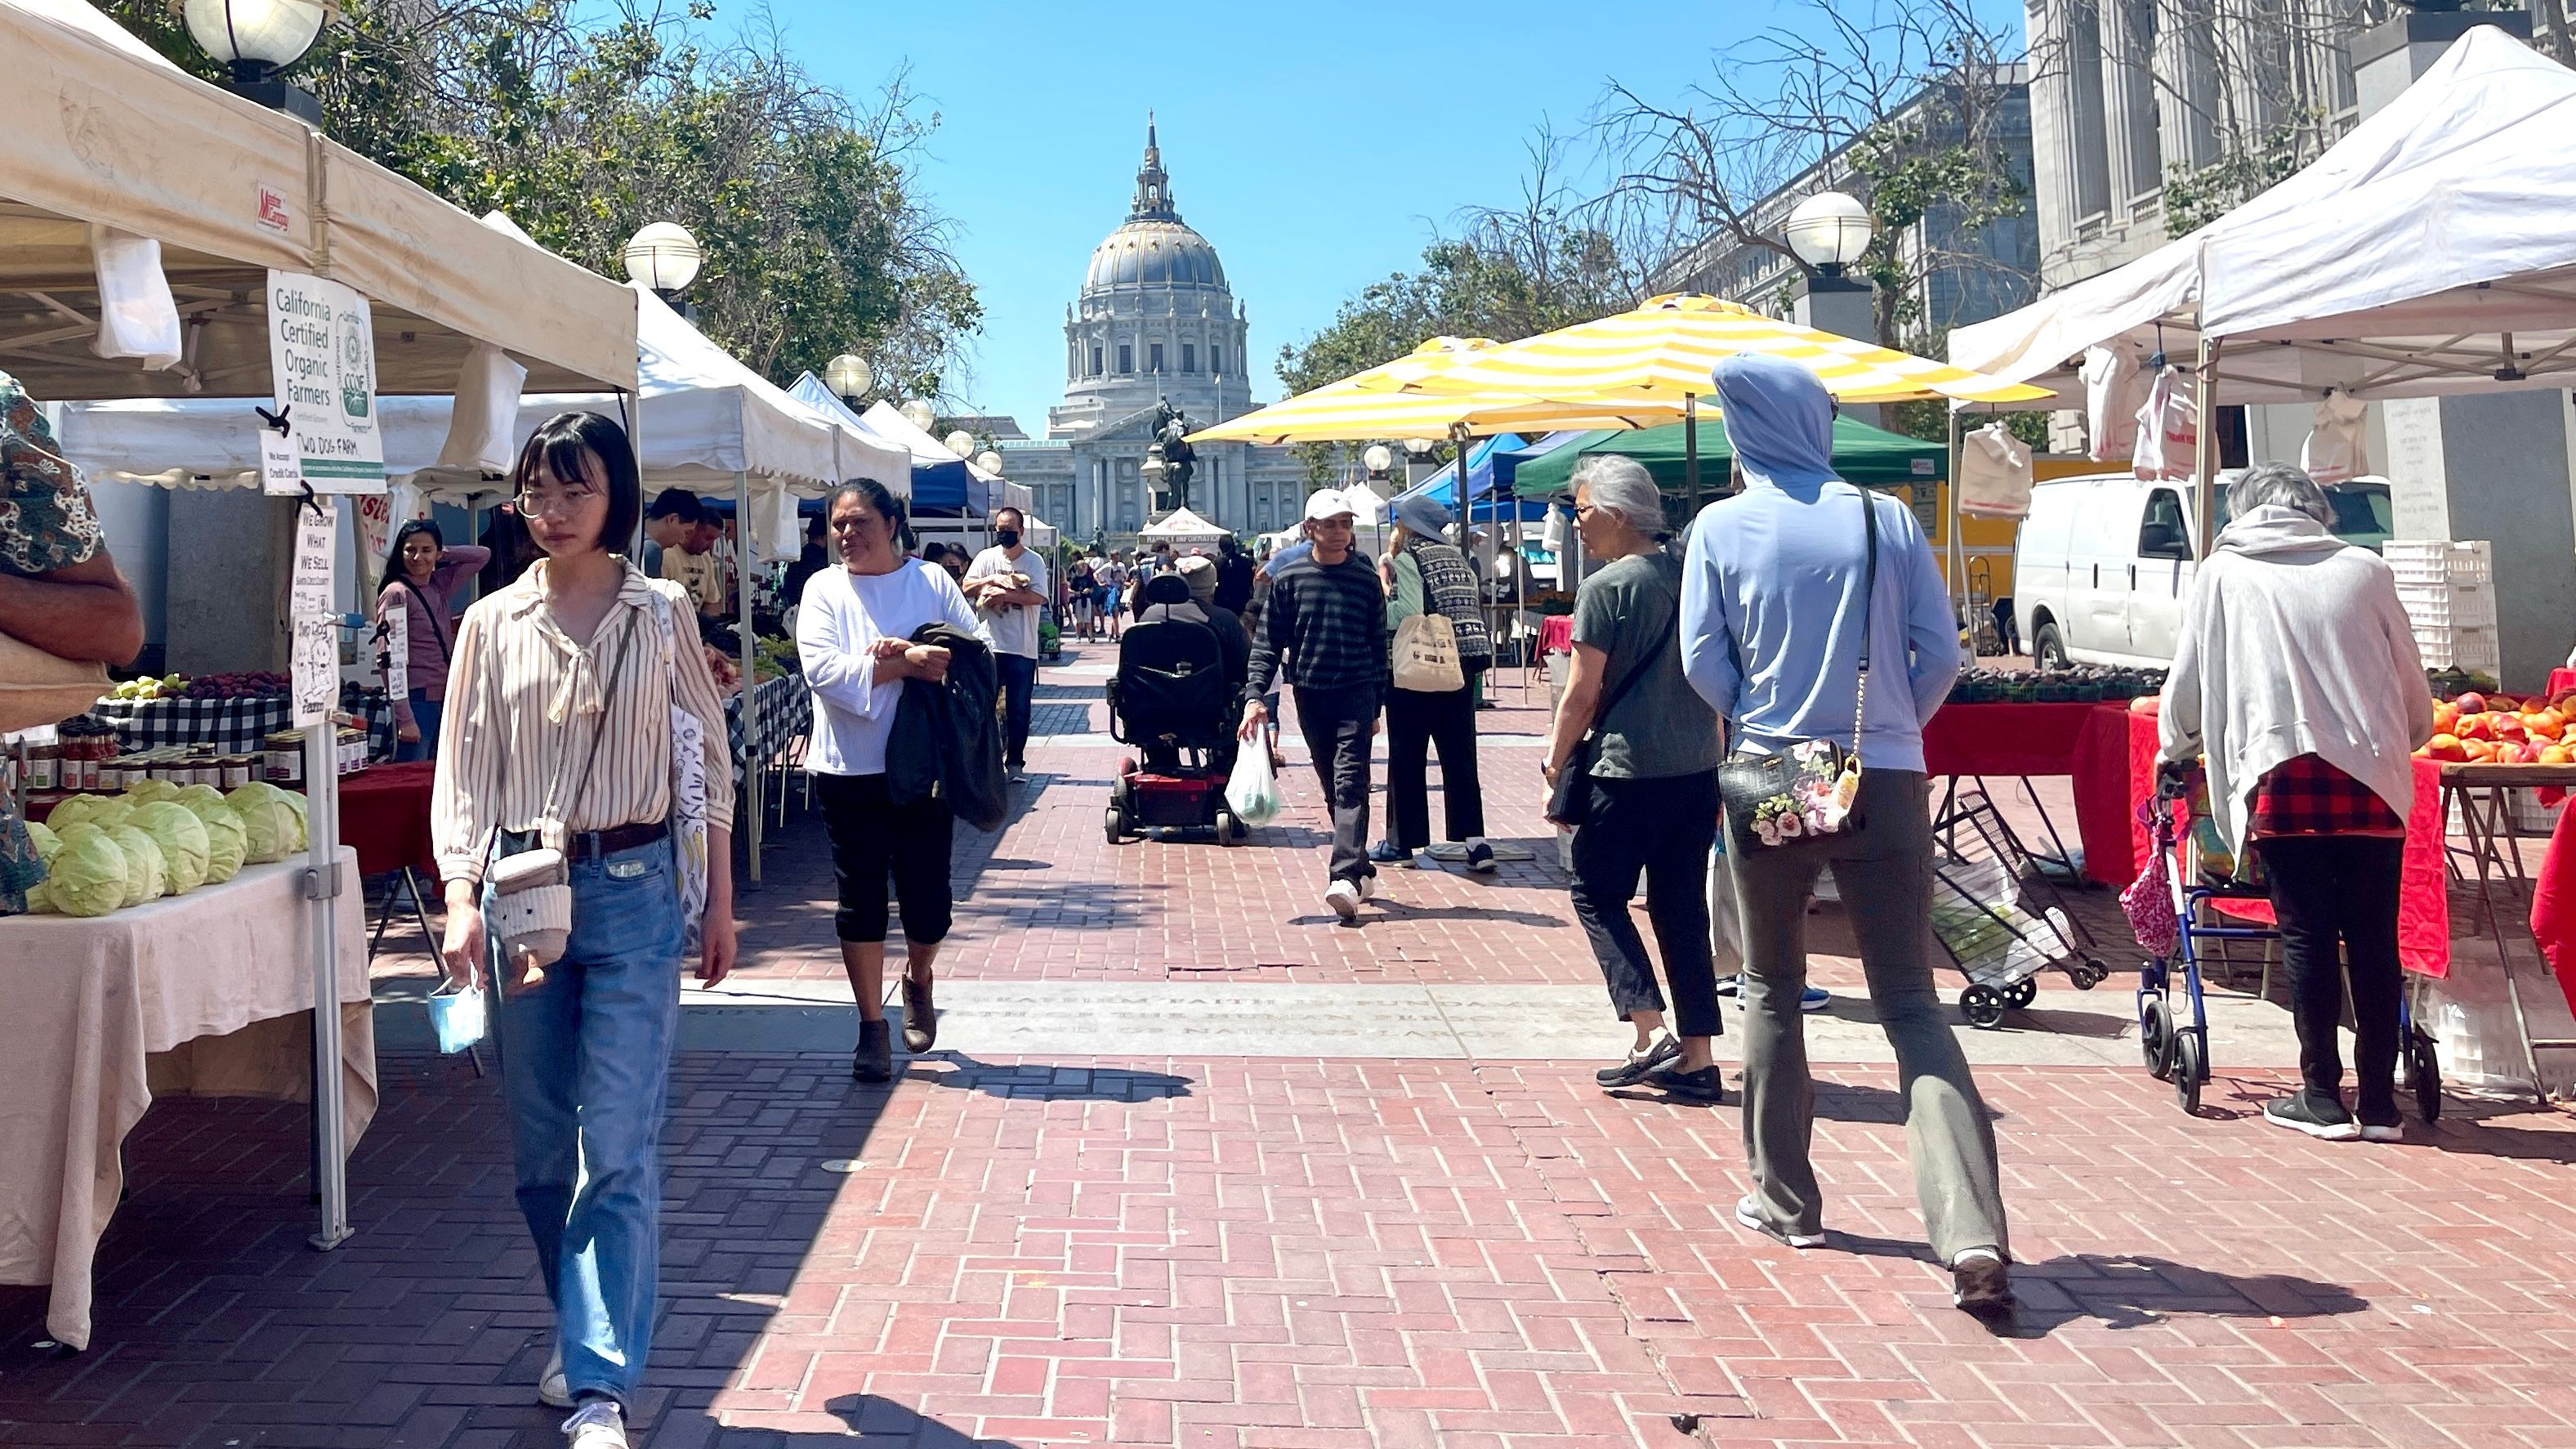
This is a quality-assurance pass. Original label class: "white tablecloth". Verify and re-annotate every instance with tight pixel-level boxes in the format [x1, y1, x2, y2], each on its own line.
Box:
[0, 849, 376, 1349]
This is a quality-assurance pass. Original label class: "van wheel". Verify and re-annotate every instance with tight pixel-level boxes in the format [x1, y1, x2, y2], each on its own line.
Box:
[2034, 621, 2071, 672]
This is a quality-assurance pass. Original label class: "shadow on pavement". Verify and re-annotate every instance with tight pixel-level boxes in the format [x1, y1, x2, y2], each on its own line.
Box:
[913, 1052, 1194, 1102]
[1829, 1236, 2369, 1337]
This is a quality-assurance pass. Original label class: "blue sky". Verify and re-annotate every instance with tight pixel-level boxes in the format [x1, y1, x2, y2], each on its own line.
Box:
[767, 2, 2023, 432]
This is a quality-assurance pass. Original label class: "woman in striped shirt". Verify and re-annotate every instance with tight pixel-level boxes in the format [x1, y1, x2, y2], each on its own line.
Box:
[431, 410, 736, 1449]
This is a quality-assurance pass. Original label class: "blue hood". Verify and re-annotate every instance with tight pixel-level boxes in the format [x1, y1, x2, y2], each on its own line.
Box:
[1710, 354, 1837, 490]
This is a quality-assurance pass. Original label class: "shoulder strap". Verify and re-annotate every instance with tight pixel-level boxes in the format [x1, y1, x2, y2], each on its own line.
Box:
[393, 576, 454, 662]
[1852, 483, 1880, 750]
[1590, 574, 1676, 731]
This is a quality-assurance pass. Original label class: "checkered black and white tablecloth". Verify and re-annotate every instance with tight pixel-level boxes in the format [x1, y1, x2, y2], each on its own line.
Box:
[726, 673, 810, 768]
[92, 695, 295, 755]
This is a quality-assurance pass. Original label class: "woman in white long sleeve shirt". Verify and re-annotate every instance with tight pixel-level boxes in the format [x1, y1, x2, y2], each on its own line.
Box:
[797, 479, 980, 1083]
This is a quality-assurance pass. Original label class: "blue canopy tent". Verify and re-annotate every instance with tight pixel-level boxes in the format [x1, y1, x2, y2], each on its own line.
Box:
[784, 373, 983, 515]
[1394, 433, 1552, 524]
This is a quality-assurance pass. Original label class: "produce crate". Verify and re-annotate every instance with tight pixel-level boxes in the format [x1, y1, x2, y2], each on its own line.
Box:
[2385, 539, 2494, 588]
[2416, 620, 2501, 673]
[2397, 579, 2497, 630]
[2509, 787, 2565, 837]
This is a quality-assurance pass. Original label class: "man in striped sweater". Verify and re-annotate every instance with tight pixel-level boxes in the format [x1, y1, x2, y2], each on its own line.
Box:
[1242, 490, 1390, 920]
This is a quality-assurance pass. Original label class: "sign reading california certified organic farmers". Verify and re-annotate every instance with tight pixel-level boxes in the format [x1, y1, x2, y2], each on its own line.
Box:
[264, 271, 386, 495]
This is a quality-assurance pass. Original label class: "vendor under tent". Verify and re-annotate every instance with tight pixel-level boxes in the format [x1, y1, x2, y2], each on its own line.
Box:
[0, 0, 640, 1340]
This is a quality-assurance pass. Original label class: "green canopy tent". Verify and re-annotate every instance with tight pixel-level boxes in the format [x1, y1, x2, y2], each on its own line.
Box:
[1511, 415, 1946, 497]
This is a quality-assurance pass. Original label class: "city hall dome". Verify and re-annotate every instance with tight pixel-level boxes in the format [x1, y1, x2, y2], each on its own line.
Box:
[1082, 121, 1229, 295]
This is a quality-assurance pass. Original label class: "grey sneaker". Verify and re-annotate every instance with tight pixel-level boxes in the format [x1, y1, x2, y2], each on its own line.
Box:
[1952, 1249, 2014, 1318]
[1734, 1195, 1824, 1250]
[1596, 1032, 1680, 1088]
[1464, 839, 1497, 874]
[538, 1344, 571, 1410]
[563, 1399, 627, 1449]
[2263, 1091, 2359, 1141]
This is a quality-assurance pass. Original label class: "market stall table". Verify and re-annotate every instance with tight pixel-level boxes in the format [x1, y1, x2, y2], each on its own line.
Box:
[2437, 760, 2576, 1092]
[340, 763, 439, 956]
[0, 850, 375, 1350]
[1922, 700, 2135, 882]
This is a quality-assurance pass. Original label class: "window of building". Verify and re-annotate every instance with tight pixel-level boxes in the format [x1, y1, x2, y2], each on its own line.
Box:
[1149, 342, 1165, 373]
[1091, 346, 1103, 376]
[1181, 342, 1196, 373]
[2066, 2, 2112, 222]
[1118, 343, 1133, 373]
[1208, 345, 1222, 375]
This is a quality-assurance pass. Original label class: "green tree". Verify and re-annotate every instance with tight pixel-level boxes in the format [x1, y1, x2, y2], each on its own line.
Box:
[90, 1, 978, 396]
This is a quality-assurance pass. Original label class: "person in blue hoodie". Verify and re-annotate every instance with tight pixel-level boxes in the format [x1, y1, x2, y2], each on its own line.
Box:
[1677, 353, 2012, 1320]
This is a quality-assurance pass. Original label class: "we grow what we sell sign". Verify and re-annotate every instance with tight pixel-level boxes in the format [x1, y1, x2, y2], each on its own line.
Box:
[263, 271, 386, 496]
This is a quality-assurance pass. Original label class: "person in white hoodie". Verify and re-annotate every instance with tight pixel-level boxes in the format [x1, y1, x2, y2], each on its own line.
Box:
[2159, 462, 2435, 1143]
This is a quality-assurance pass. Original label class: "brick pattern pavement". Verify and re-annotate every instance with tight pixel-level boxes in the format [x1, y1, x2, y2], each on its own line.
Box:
[6, 1051, 2575, 1448]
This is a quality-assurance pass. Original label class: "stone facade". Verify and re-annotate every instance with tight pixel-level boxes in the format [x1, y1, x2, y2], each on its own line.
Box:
[1002, 122, 1310, 548]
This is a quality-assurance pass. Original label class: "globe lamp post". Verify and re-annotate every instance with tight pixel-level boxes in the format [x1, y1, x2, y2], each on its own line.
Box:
[824, 353, 873, 408]
[900, 400, 936, 435]
[182, 0, 328, 125]
[622, 222, 703, 305]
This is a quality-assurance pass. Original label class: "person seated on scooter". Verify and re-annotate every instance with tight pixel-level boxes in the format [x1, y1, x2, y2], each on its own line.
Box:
[1131, 572, 1234, 776]
[2157, 462, 2434, 1143]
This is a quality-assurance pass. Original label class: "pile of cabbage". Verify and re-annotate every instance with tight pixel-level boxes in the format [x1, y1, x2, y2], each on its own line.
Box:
[26, 781, 306, 918]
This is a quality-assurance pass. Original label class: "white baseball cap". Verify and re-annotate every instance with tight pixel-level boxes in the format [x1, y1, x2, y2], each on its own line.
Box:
[1304, 488, 1355, 522]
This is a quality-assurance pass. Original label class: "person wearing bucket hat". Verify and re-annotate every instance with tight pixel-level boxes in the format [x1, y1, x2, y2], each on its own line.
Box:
[1374, 492, 1495, 871]
[1243, 488, 1391, 920]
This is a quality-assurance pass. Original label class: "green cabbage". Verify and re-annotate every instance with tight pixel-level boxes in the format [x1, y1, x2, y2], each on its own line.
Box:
[46, 824, 128, 916]
[226, 783, 298, 864]
[47, 794, 132, 834]
[184, 798, 246, 884]
[124, 777, 181, 806]
[173, 783, 230, 816]
[24, 880, 56, 914]
[131, 802, 210, 894]
[25, 819, 58, 862]
[105, 824, 167, 905]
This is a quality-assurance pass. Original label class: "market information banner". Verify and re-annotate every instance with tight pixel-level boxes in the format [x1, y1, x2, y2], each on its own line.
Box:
[265, 271, 386, 496]
[290, 498, 340, 729]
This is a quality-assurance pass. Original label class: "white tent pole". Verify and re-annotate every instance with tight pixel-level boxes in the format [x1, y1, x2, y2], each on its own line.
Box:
[735, 470, 761, 887]
[301, 500, 350, 1249]
[1948, 408, 1967, 636]
[2192, 336, 2222, 557]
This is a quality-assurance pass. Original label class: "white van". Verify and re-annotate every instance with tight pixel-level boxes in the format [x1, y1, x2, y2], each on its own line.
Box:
[2012, 472, 2392, 669]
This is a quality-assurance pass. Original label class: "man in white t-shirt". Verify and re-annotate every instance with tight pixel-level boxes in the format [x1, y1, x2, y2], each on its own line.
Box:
[963, 506, 1050, 780]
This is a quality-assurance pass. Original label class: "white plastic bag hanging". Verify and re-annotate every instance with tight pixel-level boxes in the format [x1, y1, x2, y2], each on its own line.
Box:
[2079, 343, 2144, 463]
[2132, 369, 2199, 482]
[1225, 740, 1281, 826]
[87, 225, 181, 371]
[2300, 387, 2368, 484]
[1956, 423, 2034, 518]
[439, 341, 529, 473]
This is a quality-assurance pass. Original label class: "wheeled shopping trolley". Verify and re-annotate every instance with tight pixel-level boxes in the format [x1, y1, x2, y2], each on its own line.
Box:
[1927, 792, 2111, 1029]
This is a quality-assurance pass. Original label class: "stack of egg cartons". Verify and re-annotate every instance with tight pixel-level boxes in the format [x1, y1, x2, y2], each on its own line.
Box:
[2387, 539, 2498, 676]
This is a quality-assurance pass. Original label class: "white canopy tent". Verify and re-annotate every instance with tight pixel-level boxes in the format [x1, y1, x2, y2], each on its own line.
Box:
[1139, 506, 1227, 545]
[0, 0, 641, 1269]
[1949, 26, 2576, 543]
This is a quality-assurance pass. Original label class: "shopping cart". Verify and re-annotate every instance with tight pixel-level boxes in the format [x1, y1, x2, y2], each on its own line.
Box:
[1928, 792, 2111, 1029]
[2132, 764, 2442, 1118]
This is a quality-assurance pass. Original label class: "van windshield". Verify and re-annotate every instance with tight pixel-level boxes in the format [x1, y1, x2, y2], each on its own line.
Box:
[2212, 481, 2392, 552]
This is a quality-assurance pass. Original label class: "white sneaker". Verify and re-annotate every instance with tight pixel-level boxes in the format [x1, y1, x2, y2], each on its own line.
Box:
[1735, 1194, 1825, 1249]
[538, 1344, 572, 1410]
[562, 1399, 627, 1448]
[1324, 879, 1361, 919]
[1356, 873, 1378, 901]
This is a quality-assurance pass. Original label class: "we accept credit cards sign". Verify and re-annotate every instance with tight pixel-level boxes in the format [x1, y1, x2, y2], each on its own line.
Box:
[264, 271, 386, 495]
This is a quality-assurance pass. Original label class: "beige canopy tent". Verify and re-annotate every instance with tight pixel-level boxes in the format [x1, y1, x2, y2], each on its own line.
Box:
[0, 0, 641, 1271]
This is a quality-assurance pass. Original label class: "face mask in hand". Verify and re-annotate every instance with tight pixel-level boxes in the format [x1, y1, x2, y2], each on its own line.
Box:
[996, 530, 1021, 548]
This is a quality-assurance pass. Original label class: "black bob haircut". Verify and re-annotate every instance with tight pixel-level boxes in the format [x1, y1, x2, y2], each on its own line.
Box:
[513, 410, 641, 557]
[646, 487, 703, 524]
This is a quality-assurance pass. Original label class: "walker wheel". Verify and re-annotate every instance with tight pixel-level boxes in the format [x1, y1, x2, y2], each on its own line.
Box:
[2173, 1031, 2206, 1116]
[2409, 1027, 2443, 1124]
[1102, 806, 1124, 845]
[1960, 984, 2007, 1030]
[2002, 977, 2039, 1011]
[2141, 995, 2176, 1080]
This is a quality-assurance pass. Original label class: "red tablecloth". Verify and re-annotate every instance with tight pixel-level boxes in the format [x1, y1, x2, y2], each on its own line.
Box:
[1920, 700, 2134, 889]
[2547, 667, 2575, 700]
[1537, 615, 1574, 657]
[2114, 708, 2449, 977]
[2529, 794, 2576, 1014]
[337, 762, 436, 878]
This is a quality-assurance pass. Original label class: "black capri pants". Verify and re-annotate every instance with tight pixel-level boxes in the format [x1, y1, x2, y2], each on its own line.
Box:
[815, 771, 954, 945]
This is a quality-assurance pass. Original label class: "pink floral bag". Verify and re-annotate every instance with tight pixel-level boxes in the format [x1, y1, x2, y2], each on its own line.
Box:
[2120, 800, 2182, 959]
[1717, 484, 1875, 858]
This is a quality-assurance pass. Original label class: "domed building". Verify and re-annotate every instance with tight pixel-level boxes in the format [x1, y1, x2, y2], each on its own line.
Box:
[1002, 121, 1311, 544]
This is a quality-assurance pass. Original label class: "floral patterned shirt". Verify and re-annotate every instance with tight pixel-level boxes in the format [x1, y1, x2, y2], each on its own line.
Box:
[0, 372, 102, 913]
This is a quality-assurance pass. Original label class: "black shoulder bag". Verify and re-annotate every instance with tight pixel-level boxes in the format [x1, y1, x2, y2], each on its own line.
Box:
[1714, 484, 1877, 856]
[1544, 588, 1676, 827]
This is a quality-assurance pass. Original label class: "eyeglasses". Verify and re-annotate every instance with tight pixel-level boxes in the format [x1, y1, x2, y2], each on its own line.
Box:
[514, 485, 600, 518]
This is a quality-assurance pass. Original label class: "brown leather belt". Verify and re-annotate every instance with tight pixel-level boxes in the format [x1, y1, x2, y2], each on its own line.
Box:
[570, 820, 669, 861]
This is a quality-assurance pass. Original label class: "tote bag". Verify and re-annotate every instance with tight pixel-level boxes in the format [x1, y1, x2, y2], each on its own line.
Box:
[1391, 612, 1465, 693]
[0, 633, 107, 733]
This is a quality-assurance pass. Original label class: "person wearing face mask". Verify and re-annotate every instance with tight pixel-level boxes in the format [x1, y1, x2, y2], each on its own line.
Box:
[962, 506, 1049, 782]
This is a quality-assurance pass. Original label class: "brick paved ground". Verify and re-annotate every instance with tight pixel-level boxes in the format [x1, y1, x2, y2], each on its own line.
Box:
[11, 642, 2576, 1448]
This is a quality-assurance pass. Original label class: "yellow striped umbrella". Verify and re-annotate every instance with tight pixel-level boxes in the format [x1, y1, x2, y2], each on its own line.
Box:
[1386, 293, 2054, 409]
[1185, 338, 1673, 445]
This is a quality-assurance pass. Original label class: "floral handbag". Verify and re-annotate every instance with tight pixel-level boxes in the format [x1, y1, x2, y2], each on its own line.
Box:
[1716, 484, 1877, 858]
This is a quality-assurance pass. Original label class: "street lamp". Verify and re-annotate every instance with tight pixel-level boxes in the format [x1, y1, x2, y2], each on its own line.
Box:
[944, 429, 976, 459]
[1783, 191, 1873, 280]
[1363, 444, 1393, 481]
[900, 399, 936, 434]
[182, 0, 327, 124]
[622, 221, 703, 298]
[973, 449, 1003, 477]
[824, 353, 872, 405]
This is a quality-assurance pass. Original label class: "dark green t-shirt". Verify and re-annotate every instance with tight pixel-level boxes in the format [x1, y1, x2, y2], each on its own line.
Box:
[1571, 551, 1723, 780]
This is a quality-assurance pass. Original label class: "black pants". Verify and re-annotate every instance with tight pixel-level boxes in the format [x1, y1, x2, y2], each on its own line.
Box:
[1386, 667, 1484, 851]
[995, 654, 1038, 771]
[1293, 684, 1380, 883]
[1569, 770, 1720, 1038]
[2254, 834, 2404, 1122]
[815, 772, 954, 945]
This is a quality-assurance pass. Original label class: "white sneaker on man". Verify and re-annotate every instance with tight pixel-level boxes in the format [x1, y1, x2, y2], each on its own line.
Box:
[1324, 879, 1361, 919]
[1356, 874, 1378, 901]
[562, 1399, 627, 1448]
[538, 1344, 572, 1409]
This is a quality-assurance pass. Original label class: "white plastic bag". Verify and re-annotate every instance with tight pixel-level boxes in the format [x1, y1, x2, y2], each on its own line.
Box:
[1225, 740, 1281, 825]
[1956, 423, 2034, 518]
[2301, 387, 2368, 484]
[2079, 343, 2143, 462]
[2132, 369, 2199, 481]
[88, 225, 181, 371]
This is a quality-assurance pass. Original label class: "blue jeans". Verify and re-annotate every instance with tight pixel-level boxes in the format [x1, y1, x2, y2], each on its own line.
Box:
[996, 653, 1038, 769]
[394, 690, 443, 763]
[489, 837, 683, 1409]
